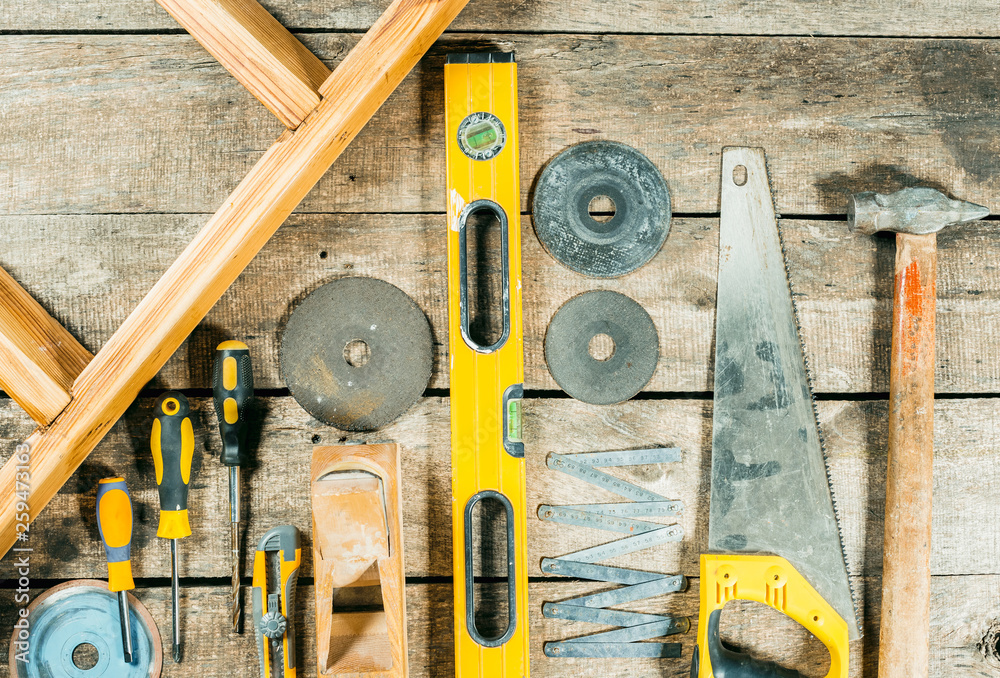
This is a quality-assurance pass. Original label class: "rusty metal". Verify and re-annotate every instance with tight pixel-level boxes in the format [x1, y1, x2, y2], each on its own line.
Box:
[849, 187, 988, 678]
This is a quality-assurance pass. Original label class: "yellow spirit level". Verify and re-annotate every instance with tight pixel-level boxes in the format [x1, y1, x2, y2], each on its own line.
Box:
[445, 52, 528, 678]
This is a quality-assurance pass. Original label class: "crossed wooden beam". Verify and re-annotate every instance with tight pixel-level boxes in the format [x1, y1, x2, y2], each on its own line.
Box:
[0, 0, 470, 558]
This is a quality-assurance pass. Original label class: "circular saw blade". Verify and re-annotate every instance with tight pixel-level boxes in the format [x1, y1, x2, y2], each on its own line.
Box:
[544, 290, 659, 405]
[9, 580, 162, 678]
[281, 277, 433, 431]
[533, 141, 671, 278]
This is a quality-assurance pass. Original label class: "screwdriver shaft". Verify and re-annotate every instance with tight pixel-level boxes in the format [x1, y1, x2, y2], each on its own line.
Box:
[171, 538, 181, 663]
[117, 591, 134, 663]
[230, 466, 241, 633]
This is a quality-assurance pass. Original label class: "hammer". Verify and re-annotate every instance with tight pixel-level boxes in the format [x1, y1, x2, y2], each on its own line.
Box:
[849, 187, 989, 677]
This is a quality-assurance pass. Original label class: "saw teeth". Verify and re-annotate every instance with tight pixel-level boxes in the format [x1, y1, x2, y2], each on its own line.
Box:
[767, 156, 861, 631]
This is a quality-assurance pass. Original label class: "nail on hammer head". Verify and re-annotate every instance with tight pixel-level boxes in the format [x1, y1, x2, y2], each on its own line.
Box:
[848, 186, 989, 236]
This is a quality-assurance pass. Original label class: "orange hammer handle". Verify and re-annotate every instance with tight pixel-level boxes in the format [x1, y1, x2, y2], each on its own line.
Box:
[880, 232, 936, 678]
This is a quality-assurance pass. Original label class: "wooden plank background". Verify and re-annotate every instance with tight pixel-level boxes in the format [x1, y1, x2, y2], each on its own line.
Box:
[3, 0, 1000, 676]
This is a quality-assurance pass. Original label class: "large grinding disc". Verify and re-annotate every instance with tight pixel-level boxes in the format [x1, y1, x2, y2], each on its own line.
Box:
[544, 290, 659, 405]
[533, 141, 671, 278]
[281, 277, 433, 431]
[9, 580, 162, 677]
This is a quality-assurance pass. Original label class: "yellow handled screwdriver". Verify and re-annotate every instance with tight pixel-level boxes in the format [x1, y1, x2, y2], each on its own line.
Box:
[96, 477, 135, 663]
[151, 391, 195, 663]
[212, 340, 255, 633]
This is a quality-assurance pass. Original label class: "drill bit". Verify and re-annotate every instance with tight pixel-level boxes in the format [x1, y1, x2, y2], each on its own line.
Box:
[229, 465, 241, 632]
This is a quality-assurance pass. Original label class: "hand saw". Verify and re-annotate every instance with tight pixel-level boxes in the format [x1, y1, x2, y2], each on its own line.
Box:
[445, 52, 529, 677]
[251, 525, 300, 678]
[692, 147, 860, 677]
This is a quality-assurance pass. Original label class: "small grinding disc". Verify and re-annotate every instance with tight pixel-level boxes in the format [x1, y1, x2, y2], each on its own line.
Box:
[281, 277, 433, 431]
[9, 580, 162, 678]
[533, 141, 671, 278]
[544, 290, 659, 405]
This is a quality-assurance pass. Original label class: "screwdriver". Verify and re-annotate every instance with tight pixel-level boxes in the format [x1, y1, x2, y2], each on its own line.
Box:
[151, 391, 195, 663]
[212, 340, 255, 634]
[96, 477, 135, 664]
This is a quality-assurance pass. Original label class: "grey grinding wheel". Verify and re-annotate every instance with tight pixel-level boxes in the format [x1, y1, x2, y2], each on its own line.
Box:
[533, 141, 671, 278]
[544, 290, 659, 405]
[281, 277, 433, 431]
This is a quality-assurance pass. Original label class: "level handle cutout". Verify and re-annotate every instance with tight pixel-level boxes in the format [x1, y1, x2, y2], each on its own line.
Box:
[459, 199, 511, 353]
[464, 490, 517, 647]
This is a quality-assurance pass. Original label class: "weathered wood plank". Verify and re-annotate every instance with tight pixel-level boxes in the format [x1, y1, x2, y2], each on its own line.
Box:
[4, 35, 1000, 216]
[2, 396, 998, 580]
[1, 576, 998, 677]
[3, 0, 1000, 37]
[3, 213, 999, 395]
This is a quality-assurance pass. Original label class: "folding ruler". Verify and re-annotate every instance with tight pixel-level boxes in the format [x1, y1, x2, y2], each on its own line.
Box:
[445, 52, 529, 678]
[539, 449, 689, 658]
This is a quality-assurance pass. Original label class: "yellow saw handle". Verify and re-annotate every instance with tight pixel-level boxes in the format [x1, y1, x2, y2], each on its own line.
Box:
[693, 554, 848, 678]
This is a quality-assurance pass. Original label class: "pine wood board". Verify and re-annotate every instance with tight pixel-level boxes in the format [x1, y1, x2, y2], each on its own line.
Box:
[2, 213, 1000, 395]
[2, 576, 999, 677]
[3, 0, 1000, 37]
[1, 396, 998, 581]
[4, 35, 1000, 216]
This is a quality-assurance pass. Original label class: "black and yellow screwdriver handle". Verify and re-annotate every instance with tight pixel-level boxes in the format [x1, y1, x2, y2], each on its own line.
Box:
[96, 477, 135, 592]
[212, 341, 254, 467]
[151, 391, 195, 540]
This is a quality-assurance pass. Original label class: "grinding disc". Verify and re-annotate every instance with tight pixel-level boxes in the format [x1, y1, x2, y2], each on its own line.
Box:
[544, 290, 659, 405]
[281, 277, 433, 431]
[9, 579, 162, 677]
[533, 141, 671, 278]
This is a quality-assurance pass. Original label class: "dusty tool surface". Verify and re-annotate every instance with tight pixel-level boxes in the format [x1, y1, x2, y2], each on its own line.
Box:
[6, 1, 1000, 677]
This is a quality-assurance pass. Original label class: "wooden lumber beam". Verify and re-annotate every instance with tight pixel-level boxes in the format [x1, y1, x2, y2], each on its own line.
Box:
[0, 0, 471, 558]
[0, 266, 92, 425]
[156, 0, 331, 128]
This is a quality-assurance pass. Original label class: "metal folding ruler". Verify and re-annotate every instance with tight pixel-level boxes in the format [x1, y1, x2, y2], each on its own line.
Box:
[445, 52, 529, 677]
[539, 449, 689, 659]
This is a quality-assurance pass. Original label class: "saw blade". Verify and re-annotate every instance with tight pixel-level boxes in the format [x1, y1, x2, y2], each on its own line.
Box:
[9, 580, 162, 677]
[711, 147, 859, 638]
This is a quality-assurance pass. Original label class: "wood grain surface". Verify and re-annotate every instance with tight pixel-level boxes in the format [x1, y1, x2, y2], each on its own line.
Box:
[4, 35, 1000, 216]
[3, 0, 1000, 36]
[4, 1, 1000, 675]
[1, 396, 998, 581]
[3, 576, 1000, 678]
[2, 214, 1000, 394]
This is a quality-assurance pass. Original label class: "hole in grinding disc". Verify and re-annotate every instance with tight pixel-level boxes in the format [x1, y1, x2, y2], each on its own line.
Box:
[343, 339, 371, 367]
[72, 643, 100, 670]
[733, 164, 748, 186]
[587, 195, 616, 223]
[588, 333, 616, 361]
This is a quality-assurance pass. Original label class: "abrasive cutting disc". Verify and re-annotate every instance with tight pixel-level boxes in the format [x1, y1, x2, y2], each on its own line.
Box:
[544, 290, 659, 405]
[9, 580, 162, 678]
[281, 277, 433, 431]
[533, 141, 671, 278]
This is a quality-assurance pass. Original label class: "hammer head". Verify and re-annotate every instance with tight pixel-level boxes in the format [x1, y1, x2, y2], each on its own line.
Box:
[848, 187, 989, 236]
